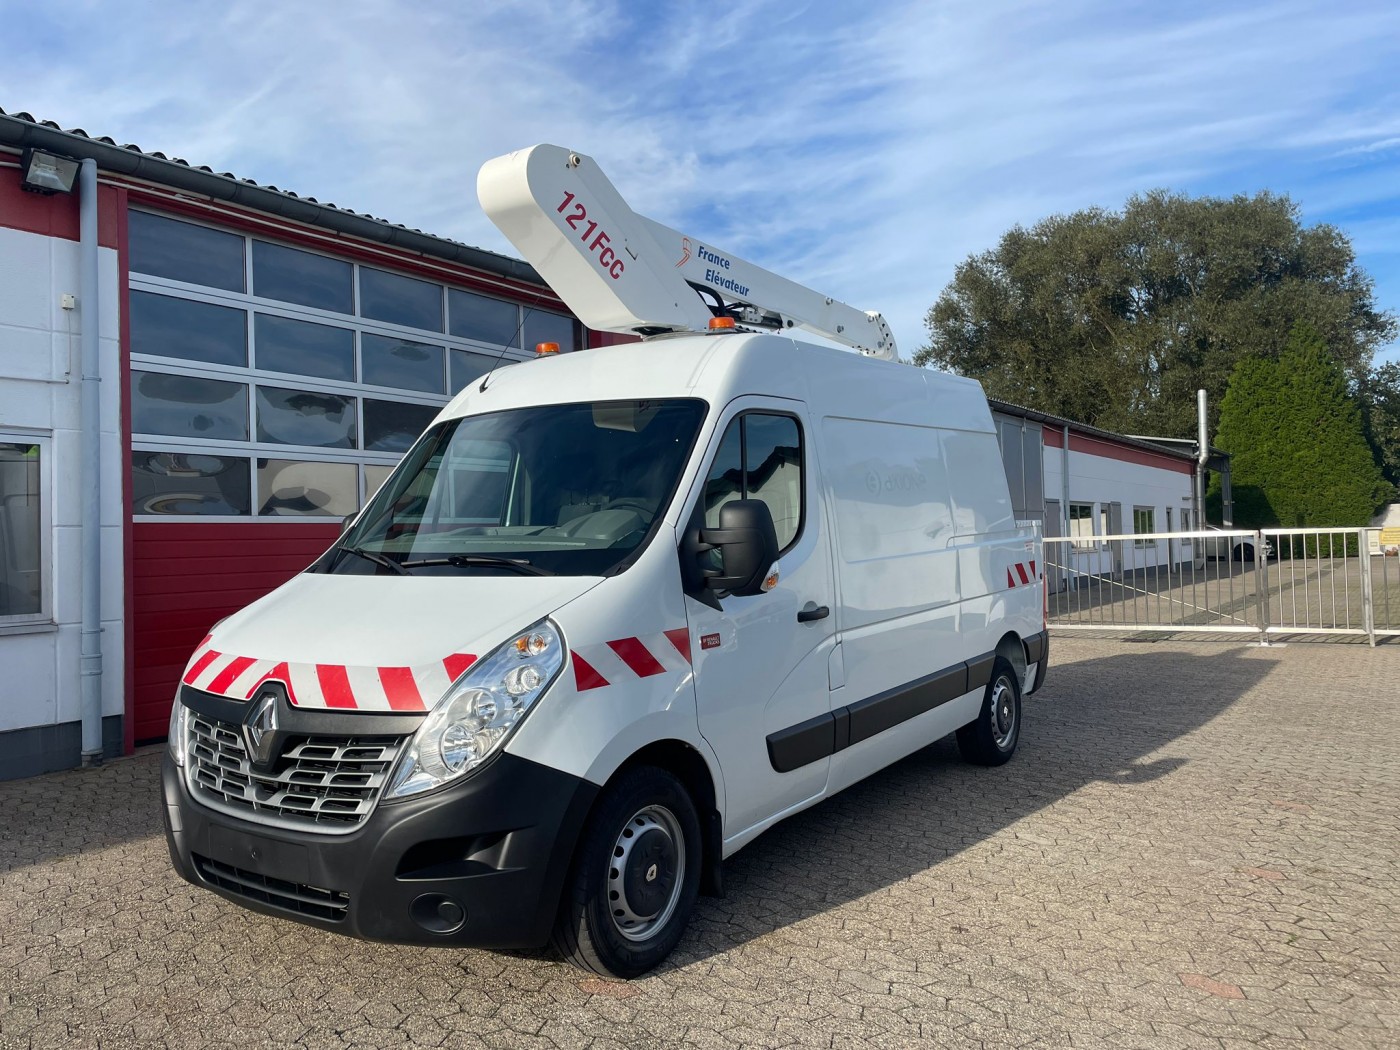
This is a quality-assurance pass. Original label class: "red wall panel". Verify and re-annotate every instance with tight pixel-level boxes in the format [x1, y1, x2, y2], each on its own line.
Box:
[130, 522, 340, 742]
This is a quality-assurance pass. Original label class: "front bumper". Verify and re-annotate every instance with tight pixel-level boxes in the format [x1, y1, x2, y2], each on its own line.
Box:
[162, 749, 598, 949]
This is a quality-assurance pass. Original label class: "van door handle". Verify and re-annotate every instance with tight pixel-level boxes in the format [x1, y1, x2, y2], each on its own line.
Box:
[797, 603, 830, 623]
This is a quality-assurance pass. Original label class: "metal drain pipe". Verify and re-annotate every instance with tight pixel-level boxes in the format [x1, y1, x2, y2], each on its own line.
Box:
[79, 157, 104, 766]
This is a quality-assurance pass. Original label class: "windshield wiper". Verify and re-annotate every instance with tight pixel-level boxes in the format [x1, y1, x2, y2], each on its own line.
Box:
[335, 545, 412, 576]
[400, 554, 555, 577]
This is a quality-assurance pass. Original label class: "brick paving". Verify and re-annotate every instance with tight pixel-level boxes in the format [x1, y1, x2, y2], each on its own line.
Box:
[2, 637, 1397, 1049]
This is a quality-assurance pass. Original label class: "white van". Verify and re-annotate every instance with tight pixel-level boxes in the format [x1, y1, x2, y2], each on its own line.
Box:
[161, 334, 1047, 976]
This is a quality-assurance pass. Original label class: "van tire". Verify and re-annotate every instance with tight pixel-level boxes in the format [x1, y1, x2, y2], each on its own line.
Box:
[957, 656, 1022, 766]
[551, 765, 702, 979]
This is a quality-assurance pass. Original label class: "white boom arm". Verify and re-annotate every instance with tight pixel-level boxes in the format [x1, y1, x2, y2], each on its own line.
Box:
[477, 144, 898, 360]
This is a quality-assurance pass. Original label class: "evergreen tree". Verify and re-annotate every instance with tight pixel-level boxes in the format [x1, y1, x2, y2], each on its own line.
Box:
[1213, 323, 1391, 528]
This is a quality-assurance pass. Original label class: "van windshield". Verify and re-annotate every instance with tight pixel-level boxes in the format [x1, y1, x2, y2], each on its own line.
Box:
[323, 399, 707, 577]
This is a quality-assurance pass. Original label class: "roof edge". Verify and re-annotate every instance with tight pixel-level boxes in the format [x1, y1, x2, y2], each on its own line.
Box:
[988, 398, 1197, 462]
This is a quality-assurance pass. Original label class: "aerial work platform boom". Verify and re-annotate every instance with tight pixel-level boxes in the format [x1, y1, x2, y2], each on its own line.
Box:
[477, 144, 898, 361]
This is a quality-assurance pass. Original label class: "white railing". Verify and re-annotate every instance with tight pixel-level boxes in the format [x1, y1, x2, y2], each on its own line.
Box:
[1045, 528, 1400, 645]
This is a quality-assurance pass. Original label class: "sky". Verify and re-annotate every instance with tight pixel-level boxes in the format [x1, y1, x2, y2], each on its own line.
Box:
[4, 0, 1399, 364]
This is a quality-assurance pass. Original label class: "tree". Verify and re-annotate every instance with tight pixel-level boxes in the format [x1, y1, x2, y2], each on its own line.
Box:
[1356, 361, 1400, 488]
[1212, 323, 1391, 528]
[916, 190, 1397, 439]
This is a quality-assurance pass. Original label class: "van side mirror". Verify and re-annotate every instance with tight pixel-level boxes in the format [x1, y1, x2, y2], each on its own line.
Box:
[340, 512, 357, 535]
[698, 499, 780, 597]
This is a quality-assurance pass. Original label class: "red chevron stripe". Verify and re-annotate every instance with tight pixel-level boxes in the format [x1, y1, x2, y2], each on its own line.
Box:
[1007, 568, 1016, 588]
[663, 628, 692, 665]
[1016, 563, 1031, 585]
[207, 655, 256, 695]
[1030, 560, 1037, 577]
[573, 653, 609, 691]
[442, 653, 476, 682]
[183, 648, 222, 685]
[246, 661, 296, 703]
[316, 665, 357, 709]
[608, 636, 666, 678]
[379, 667, 426, 711]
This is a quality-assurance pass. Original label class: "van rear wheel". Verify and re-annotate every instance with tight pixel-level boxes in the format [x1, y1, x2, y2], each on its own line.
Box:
[957, 656, 1022, 766]
[552, 766, 701, 979]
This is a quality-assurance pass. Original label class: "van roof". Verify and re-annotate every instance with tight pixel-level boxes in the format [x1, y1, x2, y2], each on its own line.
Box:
[437, 333, 995, 434]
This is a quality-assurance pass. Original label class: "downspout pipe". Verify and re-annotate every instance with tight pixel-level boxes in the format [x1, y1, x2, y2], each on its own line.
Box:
[79, 157, 104, 765]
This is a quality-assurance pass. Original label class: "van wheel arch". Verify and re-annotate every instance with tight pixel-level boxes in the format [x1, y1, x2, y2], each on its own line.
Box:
[598, 741, 725, 899]
[995, 632, 1027, 686]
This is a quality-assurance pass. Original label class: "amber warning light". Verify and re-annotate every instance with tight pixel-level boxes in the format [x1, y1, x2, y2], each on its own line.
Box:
[535, 342, 561, 356]
[707, 316, 736, 331]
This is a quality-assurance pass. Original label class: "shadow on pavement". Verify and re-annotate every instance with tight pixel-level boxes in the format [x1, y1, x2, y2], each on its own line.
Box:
[670, 642, 1277, 968]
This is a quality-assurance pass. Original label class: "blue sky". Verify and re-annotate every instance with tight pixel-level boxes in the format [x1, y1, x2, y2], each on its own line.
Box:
[4, 0, 1399, 364]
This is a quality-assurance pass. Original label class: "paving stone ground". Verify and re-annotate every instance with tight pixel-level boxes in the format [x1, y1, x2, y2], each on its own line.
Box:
[2, 638, 1397, 1049]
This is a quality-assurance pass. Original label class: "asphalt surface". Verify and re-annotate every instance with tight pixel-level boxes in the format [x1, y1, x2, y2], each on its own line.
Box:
[2, 638, 1397, 1049]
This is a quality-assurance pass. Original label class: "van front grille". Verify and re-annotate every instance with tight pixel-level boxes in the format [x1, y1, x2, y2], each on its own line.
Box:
[186, 713, 405, 833]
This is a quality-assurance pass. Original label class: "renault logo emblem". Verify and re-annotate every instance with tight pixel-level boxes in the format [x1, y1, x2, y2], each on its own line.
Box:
[645, 863, 658, 883]
[241, 691, 281, 768]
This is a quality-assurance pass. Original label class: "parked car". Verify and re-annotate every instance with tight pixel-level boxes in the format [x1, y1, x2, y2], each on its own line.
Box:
[1198, 525, 1273, 563]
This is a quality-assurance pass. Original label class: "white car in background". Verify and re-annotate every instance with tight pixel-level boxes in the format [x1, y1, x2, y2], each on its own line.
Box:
[1199, 525, 1273, 563]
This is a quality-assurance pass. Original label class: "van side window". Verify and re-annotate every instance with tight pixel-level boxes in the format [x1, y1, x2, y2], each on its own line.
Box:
[703, 413, 803, 552]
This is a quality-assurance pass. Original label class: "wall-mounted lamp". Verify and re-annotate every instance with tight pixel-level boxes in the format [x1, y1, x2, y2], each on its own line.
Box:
[20, 148, 79, 194]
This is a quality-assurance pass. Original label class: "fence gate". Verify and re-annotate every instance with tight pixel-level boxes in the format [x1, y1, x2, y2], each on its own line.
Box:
[1045, 527, 1400, 646]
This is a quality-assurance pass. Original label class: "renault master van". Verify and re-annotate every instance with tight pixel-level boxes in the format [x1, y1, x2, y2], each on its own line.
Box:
[162, 332, 1047, 977]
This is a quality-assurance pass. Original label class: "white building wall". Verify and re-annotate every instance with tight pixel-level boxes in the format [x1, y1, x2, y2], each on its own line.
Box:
[1043, 438, 1195, 578]
[0, 225, 124, 742]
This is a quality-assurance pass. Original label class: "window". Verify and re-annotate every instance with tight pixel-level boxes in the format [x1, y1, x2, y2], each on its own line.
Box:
[256, 386, 357, 449]
[254, 314, 354, 382]
[128, 210, 566, 520]
[257, 459, 357, 517]
[1068, 502, 1096, 550]
[252, 240, 353, 314]
[363, 400, 438, 453]
[361, 334, 445, 393]
[449, 288, 520, 347]
[131, 451, 250, 516]
[131, 291, 247, 367]
[360, 267, 443, 332]
[0, 441, 43, 621]
[1133, 506, 1156, 547]
[130, 212, 245, 292]
[703, 413, 803, 552]
[523, 310, 579, 353]
[132, 371, 249, 441]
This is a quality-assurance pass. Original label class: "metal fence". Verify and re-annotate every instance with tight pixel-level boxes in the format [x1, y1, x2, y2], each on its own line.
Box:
[1045, 528, 1400, 645]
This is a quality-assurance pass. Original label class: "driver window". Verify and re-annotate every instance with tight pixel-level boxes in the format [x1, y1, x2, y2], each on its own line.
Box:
[703, 413, 803, 551]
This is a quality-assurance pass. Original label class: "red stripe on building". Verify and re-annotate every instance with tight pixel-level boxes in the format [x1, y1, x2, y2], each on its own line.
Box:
[573, 653, 609, 691]
[442, 653, 476, 682]
[206, 655, 256, 695]
[182, 649, 222, 685]
[379, 667, 426, 711]
[663, 628, 692, 665]
[1042, 425, 1194, 475]
[1016, 563, 1031, 585]
[316, 665, 358, 709]
[607, 637, 667, 678]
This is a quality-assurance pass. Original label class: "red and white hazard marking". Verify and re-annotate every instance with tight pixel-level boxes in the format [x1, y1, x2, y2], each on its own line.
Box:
[572, 630, 692, 692]
[180, 637, 475, 712]
[1006, 560, 1037, 588]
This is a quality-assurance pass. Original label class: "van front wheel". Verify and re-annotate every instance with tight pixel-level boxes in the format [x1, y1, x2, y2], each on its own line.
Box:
[957, 656, 1022, 766]
[552, 766, 701, 979]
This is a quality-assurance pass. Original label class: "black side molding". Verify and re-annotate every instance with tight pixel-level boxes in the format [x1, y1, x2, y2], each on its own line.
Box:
[766, 650, 997, 773]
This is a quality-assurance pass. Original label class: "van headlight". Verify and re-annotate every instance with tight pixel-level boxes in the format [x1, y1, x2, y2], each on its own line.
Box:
[168, 700, 189, 767]
[387, 619, 565, 799]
